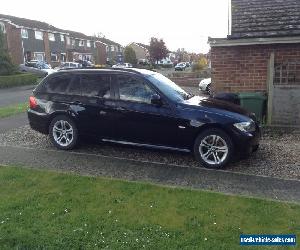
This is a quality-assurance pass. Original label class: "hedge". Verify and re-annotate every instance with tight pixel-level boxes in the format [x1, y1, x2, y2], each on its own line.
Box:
[0, 73, 38, 89]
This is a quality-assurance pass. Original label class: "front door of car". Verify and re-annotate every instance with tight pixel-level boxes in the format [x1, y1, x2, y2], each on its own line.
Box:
[75, 73, 115, 139]
[110, 74, 182, 148]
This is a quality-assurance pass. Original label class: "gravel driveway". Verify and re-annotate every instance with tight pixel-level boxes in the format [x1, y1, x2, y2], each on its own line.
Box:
[0, 126, 299, 180]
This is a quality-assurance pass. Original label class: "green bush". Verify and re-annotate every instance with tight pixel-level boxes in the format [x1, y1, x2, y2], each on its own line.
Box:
[124, 46, 137, 65]
[192, 57, 208, 72]
[0, 73, 38, 89]
[0, 30, 16, 76]
[159, 64, 173, 68]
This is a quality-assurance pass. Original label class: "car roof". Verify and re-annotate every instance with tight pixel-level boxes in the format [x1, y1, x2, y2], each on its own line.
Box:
[54, 68, 157, 76]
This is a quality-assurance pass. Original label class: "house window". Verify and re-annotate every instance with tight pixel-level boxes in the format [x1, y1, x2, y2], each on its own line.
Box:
[34, 52, 45, 61]
[87, 40, 91, 47]
[60, 53, 66, 62]
[60, 34, 64, 42]
[79, 40, 85, 46]
[21, 29, 28, 39]
[48, 33, 55, 41]
[110, 45, 115, 52]
[0, 22, 5, 33]
[106, 46, 109, 52]
[51, 52, 58, 62]
[66, 36, 70, 45]
[71, 39, 75, 46]
[90, 41, 94, 48]
[35, 31, 43, 40]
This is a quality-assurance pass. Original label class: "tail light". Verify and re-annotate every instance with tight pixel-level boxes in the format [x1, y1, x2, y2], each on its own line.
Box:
[29, 96, 37, 109]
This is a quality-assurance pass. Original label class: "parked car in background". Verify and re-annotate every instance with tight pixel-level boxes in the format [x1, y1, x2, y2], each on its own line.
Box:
[112, 63, 133, 68]
[175, 62, 186, 71]
[28, 68, 260, 169]
[75, 60, 94, 68]
[55, 62, 82, 70]
[19, 60, 55, 77]
[199, 78, 211, 95]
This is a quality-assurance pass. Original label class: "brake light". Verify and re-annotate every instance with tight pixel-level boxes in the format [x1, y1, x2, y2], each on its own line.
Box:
[29, 96, 37, 109]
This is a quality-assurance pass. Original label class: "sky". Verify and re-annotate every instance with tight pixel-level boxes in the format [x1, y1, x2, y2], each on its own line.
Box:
[1, 0, 229, 53]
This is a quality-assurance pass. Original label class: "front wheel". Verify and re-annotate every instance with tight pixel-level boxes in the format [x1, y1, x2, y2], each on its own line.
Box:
[49, 115, 79, 150]
[194, 128, 233, 169]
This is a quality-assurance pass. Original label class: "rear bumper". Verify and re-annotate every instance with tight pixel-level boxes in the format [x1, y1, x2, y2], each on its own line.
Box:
[27, 109, 50, 134]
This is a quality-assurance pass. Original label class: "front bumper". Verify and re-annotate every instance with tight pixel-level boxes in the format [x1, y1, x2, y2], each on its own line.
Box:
[230, 125, 261, 157]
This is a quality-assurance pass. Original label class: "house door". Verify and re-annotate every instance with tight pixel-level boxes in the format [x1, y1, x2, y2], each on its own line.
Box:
[268, 55, 300, 126]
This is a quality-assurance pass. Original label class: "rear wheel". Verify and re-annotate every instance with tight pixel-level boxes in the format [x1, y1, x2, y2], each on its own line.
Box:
[49, 115, 78, 150]
[194, 128, 233, 169]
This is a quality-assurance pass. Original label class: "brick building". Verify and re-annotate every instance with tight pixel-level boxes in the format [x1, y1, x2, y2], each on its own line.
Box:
[0, 14, 123, 66]
[209, 0, 300, 93]
[128, 42, 150, 64]
[209, 0, 300, 126]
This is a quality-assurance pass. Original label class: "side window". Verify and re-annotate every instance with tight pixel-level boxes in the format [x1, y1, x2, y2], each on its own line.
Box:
[68, 76, 81, 95]
[45, 75, 72, 94]
[81, 74, 110, 98]
[118, 75, 155, 104]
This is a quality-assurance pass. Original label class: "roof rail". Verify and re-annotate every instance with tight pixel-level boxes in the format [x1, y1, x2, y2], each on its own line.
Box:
[57, 67, 145, 74]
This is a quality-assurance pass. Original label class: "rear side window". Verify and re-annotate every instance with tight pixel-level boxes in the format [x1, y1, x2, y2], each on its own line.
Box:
[80, 74, 110, 98]
[45, 75, 72, 94]
[68, 76, 81, 95]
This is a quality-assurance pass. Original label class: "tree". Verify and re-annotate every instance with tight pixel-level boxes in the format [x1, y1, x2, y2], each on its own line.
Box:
[124, 46, 137, 65]
[149, 37, 168, 64]
[192, 56, 208, 72]
[0, 30, 15, 75]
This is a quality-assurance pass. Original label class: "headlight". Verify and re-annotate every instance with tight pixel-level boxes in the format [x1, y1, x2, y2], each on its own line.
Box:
[233, 121, 256, 133]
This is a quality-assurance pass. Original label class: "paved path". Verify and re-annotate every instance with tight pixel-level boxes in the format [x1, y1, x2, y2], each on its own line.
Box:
[0, 113, 28, 134]
[0, 85, 35, 107]
[0, 144, 299, 203]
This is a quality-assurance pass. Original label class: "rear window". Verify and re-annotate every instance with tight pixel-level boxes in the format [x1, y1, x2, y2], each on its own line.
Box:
[80, 74, 110, 98]
[45, 75, 73, 94]
[35, 75, 73, 94]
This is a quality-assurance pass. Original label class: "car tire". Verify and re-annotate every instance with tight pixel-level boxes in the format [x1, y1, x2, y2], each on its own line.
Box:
[49, 115, 79, 150]
[194, 128, 234, 169]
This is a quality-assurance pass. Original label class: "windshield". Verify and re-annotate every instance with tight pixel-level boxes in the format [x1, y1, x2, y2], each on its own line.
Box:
[146, 73, 192, 102]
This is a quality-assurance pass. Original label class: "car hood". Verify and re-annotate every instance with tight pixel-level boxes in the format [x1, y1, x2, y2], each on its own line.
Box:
[182, 96, 251, 117]
[42, 68, 56, 74]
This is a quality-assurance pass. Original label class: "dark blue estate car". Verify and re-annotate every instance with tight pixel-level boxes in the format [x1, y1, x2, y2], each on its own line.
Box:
[28, 68, 260, 169]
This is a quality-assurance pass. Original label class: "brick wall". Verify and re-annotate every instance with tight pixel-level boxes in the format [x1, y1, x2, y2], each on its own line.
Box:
[5, 23, 23, 65]
[210, 43, 300, 93]
[129, 43, 148, 61]
[43, 32, 51, 64]
[95, 42, 107, 65]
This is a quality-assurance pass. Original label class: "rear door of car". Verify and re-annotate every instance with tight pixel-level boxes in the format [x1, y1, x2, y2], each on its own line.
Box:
[110, 73, 182, 148]
[75, 73, 116, 138]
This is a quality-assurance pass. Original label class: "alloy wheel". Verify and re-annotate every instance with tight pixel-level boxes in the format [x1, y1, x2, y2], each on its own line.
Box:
[199, 135, 228, 165]
[52, 120, 74, 147]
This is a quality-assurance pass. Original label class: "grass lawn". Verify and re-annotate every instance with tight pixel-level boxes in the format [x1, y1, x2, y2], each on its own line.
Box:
[0, 166, 299, 249]
[0, 103, 28, 119]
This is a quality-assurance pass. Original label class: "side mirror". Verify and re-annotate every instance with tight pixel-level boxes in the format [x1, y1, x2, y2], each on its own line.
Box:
[151, 94, 162, 106]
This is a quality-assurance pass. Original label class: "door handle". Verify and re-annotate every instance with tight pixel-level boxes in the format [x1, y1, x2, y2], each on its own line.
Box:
[99, 110, 107, 115]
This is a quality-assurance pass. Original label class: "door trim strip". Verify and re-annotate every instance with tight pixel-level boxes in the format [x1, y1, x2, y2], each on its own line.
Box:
[101, 139, 190, 152]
